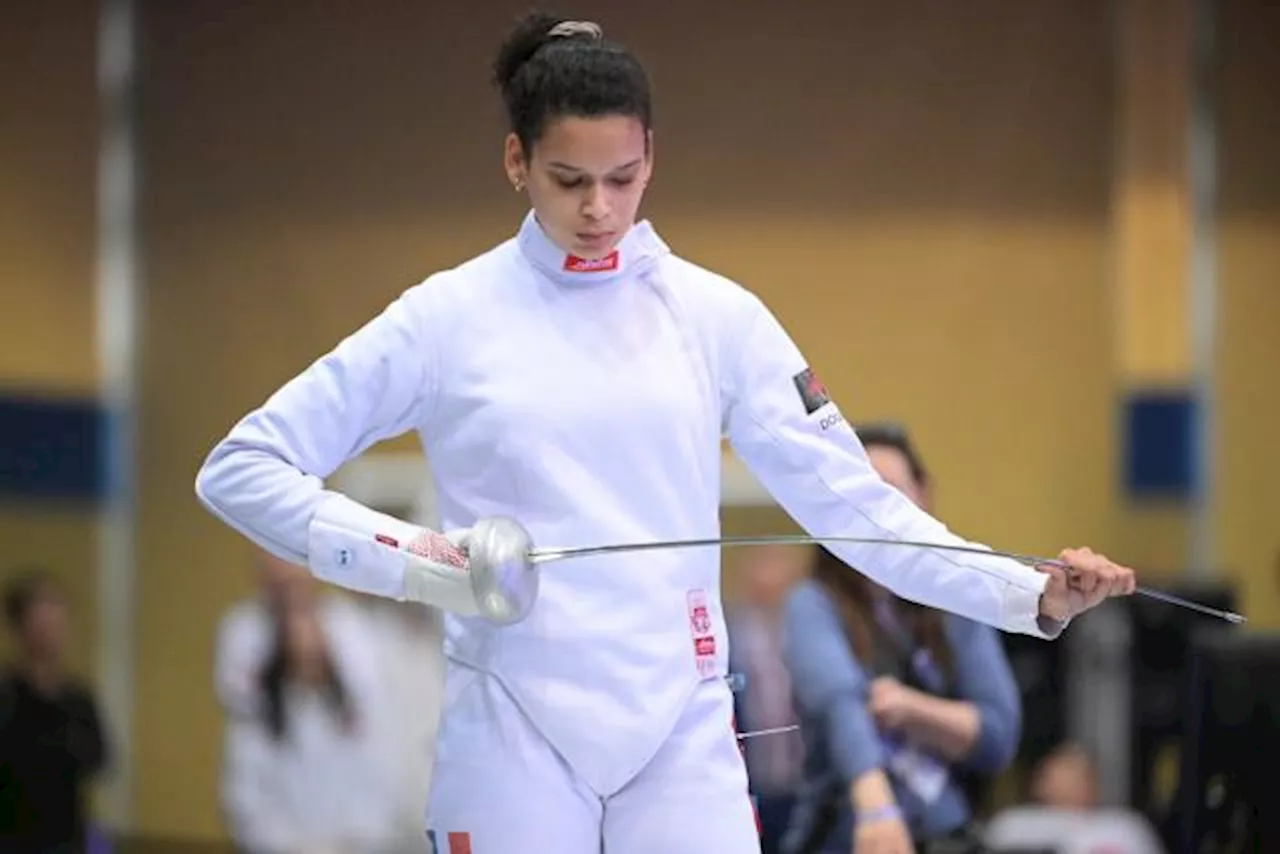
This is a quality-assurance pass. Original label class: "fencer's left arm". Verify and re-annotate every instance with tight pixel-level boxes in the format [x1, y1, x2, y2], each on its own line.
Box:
[722, 292, 1060, 639]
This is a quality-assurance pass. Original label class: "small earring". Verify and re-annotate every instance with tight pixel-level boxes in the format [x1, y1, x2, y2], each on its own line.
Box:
[513, 179, 525, 192]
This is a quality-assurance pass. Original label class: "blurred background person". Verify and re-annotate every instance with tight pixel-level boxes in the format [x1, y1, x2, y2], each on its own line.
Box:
[1030, 742, 1098, 810]
[780, 425, 1022, 854]
[0, 569, 110, 854]
[214, 554, 400, 854]
[214, 552, 382, 720]
[728, 544, 808, 854]
[983, 742, 1166, 853]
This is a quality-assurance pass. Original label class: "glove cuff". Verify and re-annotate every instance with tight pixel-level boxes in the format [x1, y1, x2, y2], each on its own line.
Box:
[307, 494, 478, 616]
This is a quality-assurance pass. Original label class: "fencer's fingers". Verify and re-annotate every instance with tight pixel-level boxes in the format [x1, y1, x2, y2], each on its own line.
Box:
[1102, 559, 1122, 599]
[1096, 554, 1134, 596]
[1120, 564, 1138, 595]
[1061, 548, 1100, 596]
[1086, 551, 1113, 596]
[1086, 552, 1123, 599]
[1102, 557, 1136, 597]
[1058, 547, 1139, 602]
[444, 528, 473, 552]
[1090, 570, 1114, 606]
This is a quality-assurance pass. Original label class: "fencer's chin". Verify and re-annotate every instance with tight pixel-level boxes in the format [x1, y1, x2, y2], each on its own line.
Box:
[570, 242, 617, 260]
[467, 516, 539, 626]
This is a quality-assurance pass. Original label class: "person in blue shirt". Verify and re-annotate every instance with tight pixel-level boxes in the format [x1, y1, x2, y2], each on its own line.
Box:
[780, 424, 1022, 854]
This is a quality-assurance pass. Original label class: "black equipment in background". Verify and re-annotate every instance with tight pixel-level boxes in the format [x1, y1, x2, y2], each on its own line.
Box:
[1169, 629, 1280, 853]
[1124, 580, 1238, 819]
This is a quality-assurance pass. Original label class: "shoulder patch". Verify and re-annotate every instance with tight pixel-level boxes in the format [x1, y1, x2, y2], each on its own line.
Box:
[793, 367, 831, 414]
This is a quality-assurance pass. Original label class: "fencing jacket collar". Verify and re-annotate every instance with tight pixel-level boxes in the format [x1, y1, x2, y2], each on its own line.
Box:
[516, 209, 670, 286]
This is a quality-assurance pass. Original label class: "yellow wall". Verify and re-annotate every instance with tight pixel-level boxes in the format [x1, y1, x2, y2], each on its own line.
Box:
[1216, 0, 1280, 626]
[2, 0, 1276, 842]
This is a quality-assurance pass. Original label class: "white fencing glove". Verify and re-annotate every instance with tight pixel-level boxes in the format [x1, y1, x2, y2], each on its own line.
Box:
[308, 493, 482, 616]
[307, 494, 539, 625]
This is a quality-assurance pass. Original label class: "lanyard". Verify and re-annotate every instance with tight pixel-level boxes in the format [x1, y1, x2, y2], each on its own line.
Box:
[872, 597, 946, 695]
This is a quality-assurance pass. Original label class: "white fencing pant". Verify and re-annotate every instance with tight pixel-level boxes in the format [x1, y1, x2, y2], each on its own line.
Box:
[425, 663, 762, 853]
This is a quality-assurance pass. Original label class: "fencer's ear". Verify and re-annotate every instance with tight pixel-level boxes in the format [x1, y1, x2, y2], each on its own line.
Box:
[638, 129, 655, 188]
[503, 132, 527, 188]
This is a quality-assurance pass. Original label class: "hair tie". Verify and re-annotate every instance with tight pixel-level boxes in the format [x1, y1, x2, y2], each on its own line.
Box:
[547, 20, 603, 41]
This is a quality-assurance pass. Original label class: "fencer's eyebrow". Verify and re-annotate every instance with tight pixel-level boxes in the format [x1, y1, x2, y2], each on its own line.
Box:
[548, 159, 643, 173]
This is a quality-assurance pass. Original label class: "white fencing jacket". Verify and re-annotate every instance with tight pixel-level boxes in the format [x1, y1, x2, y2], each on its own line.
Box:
[196, 211, 1056, 796]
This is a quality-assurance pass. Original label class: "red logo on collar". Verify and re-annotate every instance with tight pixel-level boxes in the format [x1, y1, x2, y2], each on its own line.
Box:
[563, 251, 619, 273]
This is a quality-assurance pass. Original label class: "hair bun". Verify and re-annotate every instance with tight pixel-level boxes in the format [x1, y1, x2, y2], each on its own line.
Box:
[547, 20, 602, 40]
[491, 9, 650, 151]
[492, 11, 601, 93]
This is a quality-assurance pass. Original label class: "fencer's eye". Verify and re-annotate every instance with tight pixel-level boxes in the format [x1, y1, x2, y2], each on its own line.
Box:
[554, 175, 584, 189]
[609, 177, 636, 188]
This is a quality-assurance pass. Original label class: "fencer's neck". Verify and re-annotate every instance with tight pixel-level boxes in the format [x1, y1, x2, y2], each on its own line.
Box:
[516, 210, 668, 287]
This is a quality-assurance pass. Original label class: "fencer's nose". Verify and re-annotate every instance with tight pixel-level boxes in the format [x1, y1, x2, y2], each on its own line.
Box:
[581, 183, 609, 221]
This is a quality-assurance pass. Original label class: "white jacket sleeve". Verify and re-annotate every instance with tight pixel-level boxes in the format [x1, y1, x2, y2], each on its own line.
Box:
[195, 286, 444, 601]
[722, 293, 1059, 639]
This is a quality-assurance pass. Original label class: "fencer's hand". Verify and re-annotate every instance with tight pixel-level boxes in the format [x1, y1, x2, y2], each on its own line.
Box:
[443, 527, 473, 557]
[1037, 546, 1137, 622]
[405, 527, 471, 570]
[400, 526, 477, 611]
[867, 677, 916, 733]
[852, 814, 915, 854]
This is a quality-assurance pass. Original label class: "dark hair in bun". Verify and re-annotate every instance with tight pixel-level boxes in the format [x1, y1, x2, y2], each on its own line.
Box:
[492, 10, 652, 154]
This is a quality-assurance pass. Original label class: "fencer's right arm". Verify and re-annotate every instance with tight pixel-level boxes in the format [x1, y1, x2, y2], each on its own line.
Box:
[194, 280, 479, 614]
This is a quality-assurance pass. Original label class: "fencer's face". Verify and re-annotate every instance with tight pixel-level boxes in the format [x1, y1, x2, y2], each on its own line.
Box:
[506, 115, 652, 260]
[867, 445, 926, 509]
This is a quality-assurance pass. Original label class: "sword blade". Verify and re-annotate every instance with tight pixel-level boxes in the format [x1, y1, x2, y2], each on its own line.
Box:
[737, 724, 800, 741]
[530, 534, 1059, 568]
[527, 535, 1246, 624]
